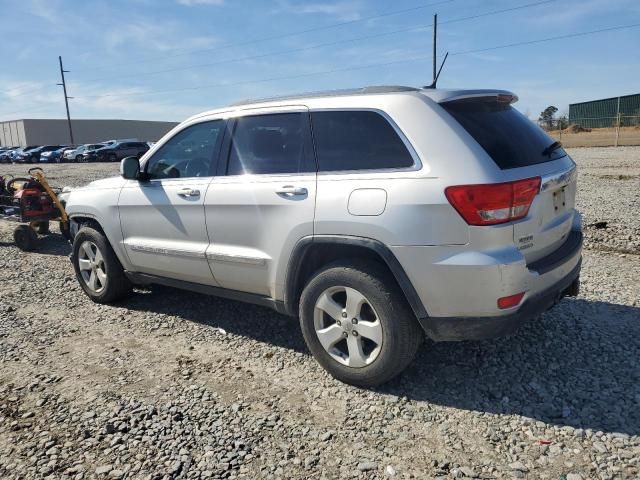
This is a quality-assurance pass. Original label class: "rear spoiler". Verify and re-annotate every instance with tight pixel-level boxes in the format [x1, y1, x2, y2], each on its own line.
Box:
[440, 92, 518, 104]
[420, 89, 519, 105]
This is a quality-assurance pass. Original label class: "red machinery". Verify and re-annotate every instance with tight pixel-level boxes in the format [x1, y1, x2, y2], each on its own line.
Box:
[0, 168, 70, 251]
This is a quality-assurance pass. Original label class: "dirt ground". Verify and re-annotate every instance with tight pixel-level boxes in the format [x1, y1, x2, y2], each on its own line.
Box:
[0, 147, 639, 480]
[549, 126, 640, 148]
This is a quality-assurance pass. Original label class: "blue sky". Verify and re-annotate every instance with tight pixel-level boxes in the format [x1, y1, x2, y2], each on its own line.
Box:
[1, 0, 639, 122]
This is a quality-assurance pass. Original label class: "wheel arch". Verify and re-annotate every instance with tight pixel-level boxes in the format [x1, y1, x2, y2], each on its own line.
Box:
[284, 235, 428, 321]
[69, 214, 131, 269]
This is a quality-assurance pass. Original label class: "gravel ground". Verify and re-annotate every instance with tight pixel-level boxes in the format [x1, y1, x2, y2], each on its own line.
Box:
[0, 147, 638, 480]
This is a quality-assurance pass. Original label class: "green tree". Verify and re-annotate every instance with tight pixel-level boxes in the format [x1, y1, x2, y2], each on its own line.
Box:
[538, 106, 558, 130]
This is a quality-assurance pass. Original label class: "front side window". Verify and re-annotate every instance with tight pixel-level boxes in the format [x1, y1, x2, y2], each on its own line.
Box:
[311, 110, 415, 172]
[146, 120, 224, 179]
[227, 113, 314, 175]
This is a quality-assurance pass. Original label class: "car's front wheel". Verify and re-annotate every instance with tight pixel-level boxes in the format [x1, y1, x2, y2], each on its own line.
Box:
[72, 226, 132, 303]
[299, 261, 422, 387]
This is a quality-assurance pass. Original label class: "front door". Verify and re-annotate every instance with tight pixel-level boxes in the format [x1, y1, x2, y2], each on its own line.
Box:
[118, 119, 226, 285]
[205, 108, 317, 297]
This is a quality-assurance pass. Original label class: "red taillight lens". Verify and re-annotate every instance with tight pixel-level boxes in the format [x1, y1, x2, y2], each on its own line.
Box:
[445, 177, 541, 226]
[497, 292, 525, 309]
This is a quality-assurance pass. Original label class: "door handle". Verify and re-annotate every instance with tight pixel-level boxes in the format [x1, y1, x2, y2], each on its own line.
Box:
[276, 185, 308, 196]
[177, 188, 200, 197]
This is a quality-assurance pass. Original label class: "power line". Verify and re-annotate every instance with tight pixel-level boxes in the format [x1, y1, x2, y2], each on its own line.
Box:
[76, 0, 456, 74]
[5, 20, 638, 119]
[71, 22, 640, 102]
[449, 22, 640, 56]
[0, 0, 455, 99]
[0, 0, 554, 99]
[78, 0, 555, 86]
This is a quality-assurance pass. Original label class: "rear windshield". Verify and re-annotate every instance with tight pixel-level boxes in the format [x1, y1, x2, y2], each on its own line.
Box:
[442, 98, 566, 169]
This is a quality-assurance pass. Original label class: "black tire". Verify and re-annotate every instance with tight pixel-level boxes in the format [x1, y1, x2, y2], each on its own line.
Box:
[72, 226, 132, 303]
[75, 155, 83, 163]
[13, 225, 38, 251]
[34, 221, 50, 235]
[299, 261, 422, 387]
[108, 153, 117, 162]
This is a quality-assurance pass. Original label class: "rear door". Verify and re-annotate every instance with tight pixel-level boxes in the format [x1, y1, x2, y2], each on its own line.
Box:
[441, 97, 577, 263]
[205, 108, 317, 297]
[118, 119, 226, 285]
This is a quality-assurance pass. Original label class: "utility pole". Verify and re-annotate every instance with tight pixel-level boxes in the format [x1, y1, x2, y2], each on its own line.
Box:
[432, 13, 438, 85]
[57, 56, 74, 145]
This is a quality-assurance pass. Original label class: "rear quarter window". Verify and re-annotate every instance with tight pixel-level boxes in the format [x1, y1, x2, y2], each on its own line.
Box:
[442, 98, 566, 169]
[311, 110, 414, 172]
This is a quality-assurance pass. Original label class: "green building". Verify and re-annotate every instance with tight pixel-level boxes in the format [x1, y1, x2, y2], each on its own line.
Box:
[569, 93, 640, 128]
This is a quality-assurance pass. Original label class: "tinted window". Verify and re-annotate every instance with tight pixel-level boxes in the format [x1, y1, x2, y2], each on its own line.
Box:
[311, 111, 414, 171]
[146, 120, 223, 179]
[227, 113, 313, 175]
[441, 98, 566, 169]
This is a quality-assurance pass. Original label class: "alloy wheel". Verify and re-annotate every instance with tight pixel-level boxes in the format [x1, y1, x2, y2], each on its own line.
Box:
[313, 286, 383, 368]
[77, 241, 107, 293]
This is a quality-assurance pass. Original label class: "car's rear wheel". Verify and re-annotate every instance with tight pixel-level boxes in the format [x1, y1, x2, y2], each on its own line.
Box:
[72, 227, 132, 303]
[299, 261, 422, 387]
[108, 153, 117, 162]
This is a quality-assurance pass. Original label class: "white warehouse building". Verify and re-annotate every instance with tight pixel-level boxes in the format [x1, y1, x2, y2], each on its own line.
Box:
[0, 118, 178, 147]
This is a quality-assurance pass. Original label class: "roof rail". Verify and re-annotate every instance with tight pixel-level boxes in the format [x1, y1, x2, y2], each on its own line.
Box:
[230, 85, 420, 107]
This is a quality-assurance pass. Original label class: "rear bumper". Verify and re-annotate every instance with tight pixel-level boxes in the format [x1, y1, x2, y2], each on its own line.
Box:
[391, 224, 583, 341]
[420, 258, 581, 341]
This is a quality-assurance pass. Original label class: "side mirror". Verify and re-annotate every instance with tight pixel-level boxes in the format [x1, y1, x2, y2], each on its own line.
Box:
[120, 156, 140, 180]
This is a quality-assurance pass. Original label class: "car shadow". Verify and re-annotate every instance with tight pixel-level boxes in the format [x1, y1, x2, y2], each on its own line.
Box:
[0, 232, 71, 256]
[382, 298, 640, 436]
[122, 289, 639, 436]
[124, 285, 308, 354]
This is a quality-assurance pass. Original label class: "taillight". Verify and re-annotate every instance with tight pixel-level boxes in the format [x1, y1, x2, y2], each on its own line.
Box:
[445, 177, 541, 226]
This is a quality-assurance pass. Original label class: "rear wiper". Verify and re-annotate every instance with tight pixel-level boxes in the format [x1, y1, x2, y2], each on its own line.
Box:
[542, 141, 562, 157]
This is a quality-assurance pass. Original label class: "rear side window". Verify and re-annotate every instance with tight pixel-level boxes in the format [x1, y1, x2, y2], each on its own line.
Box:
[227, 113, 314, 175]
[442, 98, 567, 169]
[311, 111, 414, 172]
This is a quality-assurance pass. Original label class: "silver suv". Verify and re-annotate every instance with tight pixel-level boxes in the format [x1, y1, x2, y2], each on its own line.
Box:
[64, 86, 582, 386]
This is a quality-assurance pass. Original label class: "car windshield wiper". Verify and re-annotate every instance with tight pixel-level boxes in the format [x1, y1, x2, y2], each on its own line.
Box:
[542, 141, 563, 157]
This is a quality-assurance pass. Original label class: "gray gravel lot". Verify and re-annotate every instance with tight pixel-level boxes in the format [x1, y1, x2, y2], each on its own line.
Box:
[0, 147, 639, 479]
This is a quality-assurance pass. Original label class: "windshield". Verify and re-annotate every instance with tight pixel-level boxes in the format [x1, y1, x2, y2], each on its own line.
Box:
[441, 97, 567, 169]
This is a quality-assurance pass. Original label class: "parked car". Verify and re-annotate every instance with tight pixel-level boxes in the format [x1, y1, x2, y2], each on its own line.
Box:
[62, 86, 582, 386]
[10, 145, 39, 163]
[15, 145, 62, 163]
[84, 141, 149, 162]
[0, 147, 20, 163]
[63, 144, 104, 163]
[2, 147, 20, 162]
[40, 146, 70, 163]
[102, 138, 138, 145]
